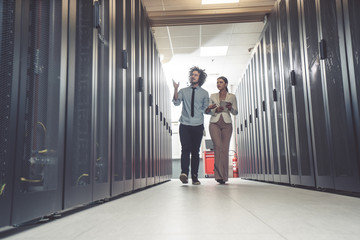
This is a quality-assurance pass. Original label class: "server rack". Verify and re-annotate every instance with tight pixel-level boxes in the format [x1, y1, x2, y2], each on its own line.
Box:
[237, 0, 360, 192]
[123, 0, 135, 192]
[343, 0, 360, 184]
[286, 0, 315, 186]
[258, 40, 271, 182]
[112, 0, 126, 196]
[11, 0, 67, 224]
[0, 0, 18, 227]
[134, 0, 142, 190]
[140, 4, 148, 187]
[93, 0, 111, 201]
[147, 30, 155, 186]
[64, 0, 112, 208]
[264, 24, 278, 182]
[302, 0, 359, 191]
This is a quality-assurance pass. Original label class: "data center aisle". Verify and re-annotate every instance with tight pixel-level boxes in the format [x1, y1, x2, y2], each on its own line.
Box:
[2, 178, 360, 240]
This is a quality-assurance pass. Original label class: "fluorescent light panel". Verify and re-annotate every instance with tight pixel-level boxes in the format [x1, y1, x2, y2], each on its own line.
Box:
[202, 0, 239, 4]
[200, 46, 228, 56]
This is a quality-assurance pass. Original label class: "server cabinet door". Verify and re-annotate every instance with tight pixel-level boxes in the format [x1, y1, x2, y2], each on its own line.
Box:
[124, 0, 135, 192]
[112, 0, 126, 196]
[64, 0, 94, 208]
[343, 0, 360, 191]
[0, 0, 17, 227]
[317, 0, 359, 191]
[93, 0, 111, 201]
[345, 0, 360, 140]
[12, 0, 66, 224]
[147, 32, 155, 186]
[134, 0, 143, 190]
[140, 5, 148, 185]
[300, 0, 333, 189]
[277, 0, 297, 184]
[272, 7, 289, 183]
[264, 24, 278, 182]
[288, 0, 314, 187]
[259, 38, 271, 181]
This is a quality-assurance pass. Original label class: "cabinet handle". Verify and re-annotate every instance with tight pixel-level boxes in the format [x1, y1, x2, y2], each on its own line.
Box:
[319, 39, 327, 60]
[262, 100, 266, 111]
[149, 94, 153, 107]
[138, 77, 144, 92]
[290, 70, 296, 86]
[122, 50, 128, 69]
[273, 89, 277, 102]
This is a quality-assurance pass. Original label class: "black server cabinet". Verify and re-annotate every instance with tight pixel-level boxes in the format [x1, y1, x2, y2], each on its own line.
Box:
[154, 46, 160, 184]
[272, 7, 289, 183]
[124, 0, 135, 192]
[343, 0, 360, 191]
[286, 0, 315, 187]
[93, 0, 111, 201]
[64, 0, 111, 208]
[300, 0, 359, 191]
[259, 39, 271, 182]
[317, 0, 359, 191]
[254, 51, 265, 181]
[147, 31, 155, 186]
[264, 24, 278, 182]
[0, 0, 18, 227]
[277, 0, 296, 184]
[134, 0, 142, 190]
[112, 0, 126, 196]
[249, 60, 259, 180]
[140, 5, 149, 187]
[140, 4, 148, 187]
[255, 44, 268, 181]
[11, 0, 67, 224]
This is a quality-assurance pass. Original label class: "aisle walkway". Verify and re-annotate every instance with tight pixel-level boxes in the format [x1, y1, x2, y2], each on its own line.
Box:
[2, 179, 360, 240]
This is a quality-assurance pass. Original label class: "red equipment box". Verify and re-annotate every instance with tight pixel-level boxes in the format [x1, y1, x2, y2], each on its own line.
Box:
[204, 151, 215, 178]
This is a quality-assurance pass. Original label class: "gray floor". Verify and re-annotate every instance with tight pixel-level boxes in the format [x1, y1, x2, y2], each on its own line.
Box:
[2, 178, 360, 240]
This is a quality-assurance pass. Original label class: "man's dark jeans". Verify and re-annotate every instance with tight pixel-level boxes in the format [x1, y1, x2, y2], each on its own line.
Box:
[179, 123, 204, 177]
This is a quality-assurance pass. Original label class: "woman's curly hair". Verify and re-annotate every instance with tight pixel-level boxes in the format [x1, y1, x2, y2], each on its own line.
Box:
[189, 66, 207, 86]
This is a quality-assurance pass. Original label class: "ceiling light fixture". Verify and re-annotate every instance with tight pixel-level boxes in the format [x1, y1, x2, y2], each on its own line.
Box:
[202, 0, 239, 4]
[200, 46, 228, 56]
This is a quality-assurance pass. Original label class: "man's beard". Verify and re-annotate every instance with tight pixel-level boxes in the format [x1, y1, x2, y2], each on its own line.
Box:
[191, 79, 197, 86]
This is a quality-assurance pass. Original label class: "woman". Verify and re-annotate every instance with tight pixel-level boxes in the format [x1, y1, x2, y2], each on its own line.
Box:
[205, 76, 238, 184]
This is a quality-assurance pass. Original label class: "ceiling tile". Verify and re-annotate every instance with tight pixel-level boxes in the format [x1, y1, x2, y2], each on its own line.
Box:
[201, 24, 234, 35]
[171, 36, 200, 48]
[229, 33, 261, 45]
[169, 25, 201, 37]
[173, 48, 199, 55]
[232, 22, 265, 34]
[153, 27, 169, 38]
[155, 37, 172, 49]
[201, 34, 232, 47]
[227, 45, 254, 55]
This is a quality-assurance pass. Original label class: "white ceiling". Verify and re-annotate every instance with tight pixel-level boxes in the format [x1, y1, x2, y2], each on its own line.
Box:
[141, 0, 276, 120]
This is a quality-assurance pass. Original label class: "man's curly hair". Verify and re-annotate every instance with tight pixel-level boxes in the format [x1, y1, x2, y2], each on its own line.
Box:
[189, 66, 207, 86]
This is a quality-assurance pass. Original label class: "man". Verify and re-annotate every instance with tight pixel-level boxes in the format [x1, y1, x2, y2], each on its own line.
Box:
[173, 66, 209, 185]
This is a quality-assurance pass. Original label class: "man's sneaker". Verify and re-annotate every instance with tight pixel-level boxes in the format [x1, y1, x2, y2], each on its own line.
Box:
[192, 175, 201, 185]
[179, 173, 188, 184]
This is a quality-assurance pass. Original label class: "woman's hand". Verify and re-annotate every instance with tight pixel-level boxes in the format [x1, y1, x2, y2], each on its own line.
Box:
[215, 106, 224, 113]
[205, 104, 217, 113]
[225, 102, 232, 111]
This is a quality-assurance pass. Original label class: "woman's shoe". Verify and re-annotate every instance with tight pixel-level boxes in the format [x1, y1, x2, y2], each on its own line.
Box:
[216, 179, 225, 184]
